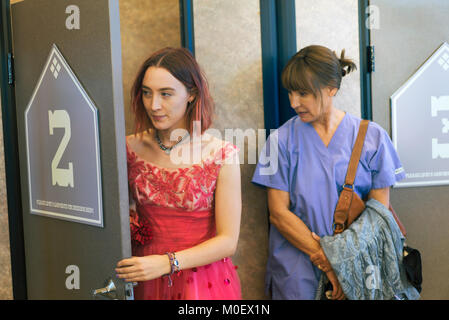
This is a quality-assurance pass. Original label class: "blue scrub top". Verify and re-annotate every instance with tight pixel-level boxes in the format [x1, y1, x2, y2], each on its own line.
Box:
[252, 113, 406, 300]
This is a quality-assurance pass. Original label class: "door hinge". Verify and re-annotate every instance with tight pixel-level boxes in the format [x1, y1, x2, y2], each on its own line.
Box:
[367, 46, 375, 73]
[7, 53, 14, 85]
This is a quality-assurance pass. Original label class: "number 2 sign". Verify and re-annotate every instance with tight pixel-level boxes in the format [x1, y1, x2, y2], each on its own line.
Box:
[25, 44, 103, 227]
[48, 110, 74, 188]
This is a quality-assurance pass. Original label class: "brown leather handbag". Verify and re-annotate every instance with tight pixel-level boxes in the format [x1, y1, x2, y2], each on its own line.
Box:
[332, 120, 406, 236]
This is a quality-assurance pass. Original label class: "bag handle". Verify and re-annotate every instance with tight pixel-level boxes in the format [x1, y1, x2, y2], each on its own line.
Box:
[333, 120, 369, 233]
[344, 120, 369, 187]
[333, 119, 407, 237]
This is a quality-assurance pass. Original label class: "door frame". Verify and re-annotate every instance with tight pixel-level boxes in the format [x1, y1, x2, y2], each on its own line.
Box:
[358, 0, 373, 120]
[0, 0, 27, 300]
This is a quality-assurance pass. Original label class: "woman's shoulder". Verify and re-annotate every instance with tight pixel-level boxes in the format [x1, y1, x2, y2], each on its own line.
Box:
[344, 113, 387, 138]
[201, 132, 236, 148]
[266, 115, 302, 150]
[200, 133, 239, 165]
[264, 115, 300, 141]
[126, 131, 153, 152]
[279, 115, 301, 132]
[126, 131, 156, 165]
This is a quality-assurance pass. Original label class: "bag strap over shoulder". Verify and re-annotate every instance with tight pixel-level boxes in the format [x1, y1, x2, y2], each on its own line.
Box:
[344, 120, 369, 187]
[332, 120, 369, 234]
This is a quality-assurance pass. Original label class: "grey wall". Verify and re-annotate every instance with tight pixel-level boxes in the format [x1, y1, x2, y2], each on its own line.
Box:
[370, 0, 449, 299]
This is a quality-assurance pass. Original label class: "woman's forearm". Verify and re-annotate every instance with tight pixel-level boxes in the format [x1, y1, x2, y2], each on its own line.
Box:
[169, 234, 237, 271]
[270, 208, 321, 257]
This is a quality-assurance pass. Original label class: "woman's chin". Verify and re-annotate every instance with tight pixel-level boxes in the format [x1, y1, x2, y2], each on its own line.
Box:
[297, 113, 311, 122]
[151, 121, 170, 131]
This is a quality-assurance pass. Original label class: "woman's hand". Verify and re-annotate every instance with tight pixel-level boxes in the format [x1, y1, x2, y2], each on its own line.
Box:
[309, 233, 332, 273]
[116, 255, 171, 282]
[326, 270, 346, 300]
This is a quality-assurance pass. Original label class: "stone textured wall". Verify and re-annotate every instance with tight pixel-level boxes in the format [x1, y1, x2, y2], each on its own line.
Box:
[193, 0, 269, 299]
[0, 94, 13, 300]
[295, 0, 361, 117]
[119, 0, 181, 135]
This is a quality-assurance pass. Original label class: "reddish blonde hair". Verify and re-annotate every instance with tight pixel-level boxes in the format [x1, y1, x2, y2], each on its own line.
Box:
[130, 47, 214, 136]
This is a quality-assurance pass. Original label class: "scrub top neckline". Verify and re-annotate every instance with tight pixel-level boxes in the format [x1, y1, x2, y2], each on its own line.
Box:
[306, 112, 348, 153]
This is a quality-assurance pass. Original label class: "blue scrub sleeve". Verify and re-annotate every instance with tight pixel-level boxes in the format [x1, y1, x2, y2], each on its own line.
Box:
[252, 130, 290, 192]
[368, 127, 406, 189]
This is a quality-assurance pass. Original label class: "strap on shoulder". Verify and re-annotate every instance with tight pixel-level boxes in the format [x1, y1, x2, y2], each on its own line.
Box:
[344, 120, 369, 186]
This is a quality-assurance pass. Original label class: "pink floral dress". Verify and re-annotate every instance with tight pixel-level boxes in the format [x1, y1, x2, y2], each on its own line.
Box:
[126, 138, 241, 300]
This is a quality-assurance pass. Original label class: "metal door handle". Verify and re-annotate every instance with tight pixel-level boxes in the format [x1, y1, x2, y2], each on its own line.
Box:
[92, 279, 117, 299]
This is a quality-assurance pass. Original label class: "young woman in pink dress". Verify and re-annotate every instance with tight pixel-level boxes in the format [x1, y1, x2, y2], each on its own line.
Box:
[115, 47, 242, 300]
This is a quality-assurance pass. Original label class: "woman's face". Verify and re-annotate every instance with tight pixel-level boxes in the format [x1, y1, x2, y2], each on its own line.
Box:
[141, 66, 193, 132]
[288, 86, 337, 123]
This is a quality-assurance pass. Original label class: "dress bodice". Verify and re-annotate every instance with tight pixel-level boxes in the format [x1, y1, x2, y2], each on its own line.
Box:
[127, 138, 238, 212]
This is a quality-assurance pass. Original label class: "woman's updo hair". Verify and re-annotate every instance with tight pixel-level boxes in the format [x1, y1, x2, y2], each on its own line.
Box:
[281, 45, 357, 98]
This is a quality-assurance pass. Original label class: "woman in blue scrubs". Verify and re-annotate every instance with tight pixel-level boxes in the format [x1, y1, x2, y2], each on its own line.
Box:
[252, 45, 406, 300]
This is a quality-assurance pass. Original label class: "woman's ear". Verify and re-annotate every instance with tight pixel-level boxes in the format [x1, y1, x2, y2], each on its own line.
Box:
[328, 87, 338, 97]
[188, 93, 195, 104]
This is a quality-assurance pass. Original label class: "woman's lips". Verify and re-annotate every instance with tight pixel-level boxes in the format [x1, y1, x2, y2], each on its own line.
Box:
[152, 115, 166, 121]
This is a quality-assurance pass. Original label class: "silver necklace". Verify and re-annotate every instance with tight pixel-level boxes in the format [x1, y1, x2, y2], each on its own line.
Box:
[155, 132, 189, 155]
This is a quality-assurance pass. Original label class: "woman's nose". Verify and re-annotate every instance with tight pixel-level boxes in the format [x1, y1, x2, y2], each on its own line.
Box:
[150, 96, 162, 111]
[289, 95, 301, 108]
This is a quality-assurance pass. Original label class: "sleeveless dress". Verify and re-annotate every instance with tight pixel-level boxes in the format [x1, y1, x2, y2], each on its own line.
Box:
[126, 138, 242, 300]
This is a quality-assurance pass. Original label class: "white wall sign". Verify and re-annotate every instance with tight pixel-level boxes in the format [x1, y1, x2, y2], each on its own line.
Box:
[391, 42, 449, 187]
[25, 44, 103, 226]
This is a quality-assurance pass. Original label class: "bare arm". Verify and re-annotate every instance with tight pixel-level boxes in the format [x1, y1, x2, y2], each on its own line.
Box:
[268, 187, 345, 299]
[173, 161, 242, 269]
[367, 186, 390, 208]
[117, 161, 242, 282]
[267, 188, 321, 257]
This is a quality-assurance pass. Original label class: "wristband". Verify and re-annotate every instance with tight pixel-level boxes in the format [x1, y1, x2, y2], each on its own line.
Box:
[164, 252, 180, 287]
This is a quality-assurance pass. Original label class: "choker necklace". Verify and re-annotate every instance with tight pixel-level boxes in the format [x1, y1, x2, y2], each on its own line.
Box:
[156, 132, 189, 155]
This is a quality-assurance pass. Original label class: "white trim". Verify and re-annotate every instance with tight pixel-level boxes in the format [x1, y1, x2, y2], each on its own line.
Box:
[394, 179, 449, 188]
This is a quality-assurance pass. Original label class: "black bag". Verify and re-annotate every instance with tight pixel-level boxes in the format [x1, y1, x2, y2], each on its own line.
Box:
[403, 246, 423, 293]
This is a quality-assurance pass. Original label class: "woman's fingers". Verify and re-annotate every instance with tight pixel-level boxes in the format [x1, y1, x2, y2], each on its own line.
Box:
[310, 253, 332, 272]
[116, 265, 138, 275]
[321, 265, 331, 273]
[116, 257, 137, 268]
[310, 251, 326, 265]
[117, 271, 142, 282]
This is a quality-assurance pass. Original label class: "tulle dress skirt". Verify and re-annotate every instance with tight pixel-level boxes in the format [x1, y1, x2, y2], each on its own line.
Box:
[132, 205, 241, 300]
